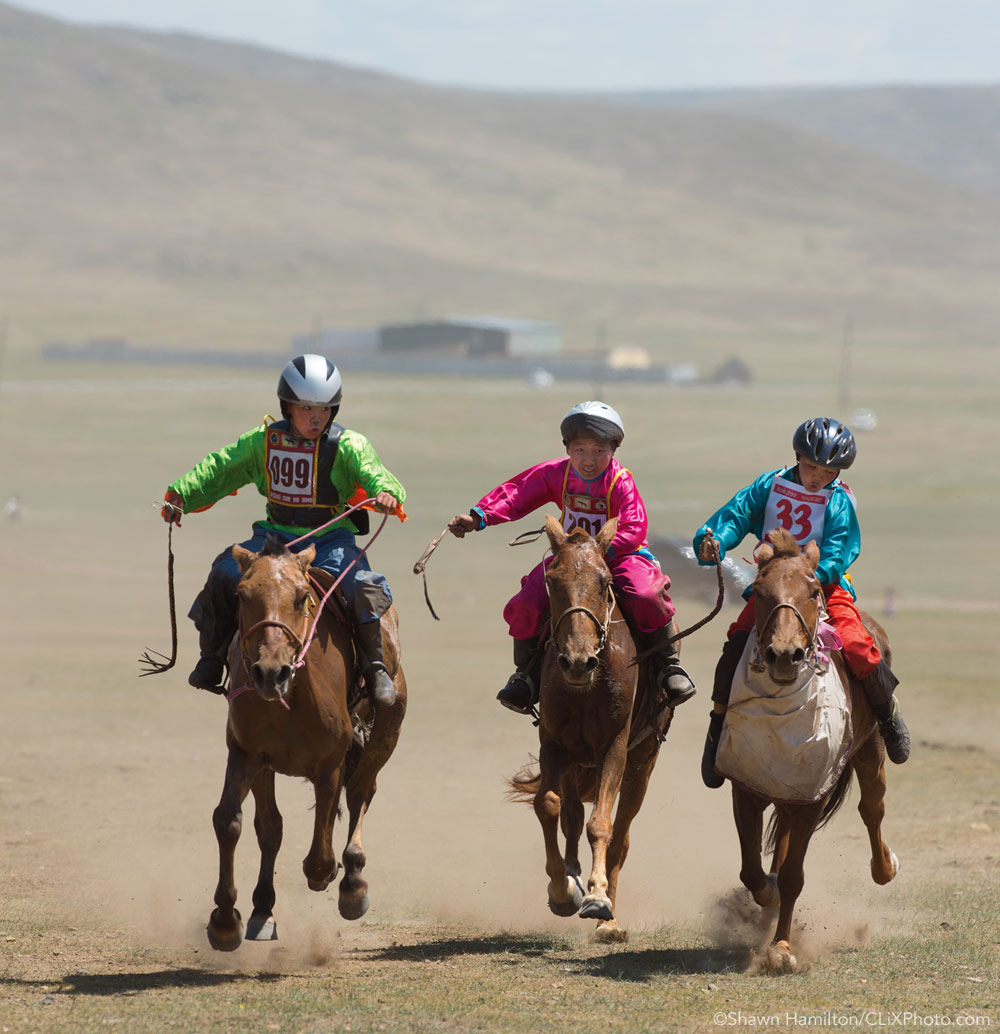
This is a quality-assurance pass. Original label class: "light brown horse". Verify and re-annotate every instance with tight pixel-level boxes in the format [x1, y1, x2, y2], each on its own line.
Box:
[510, 514, 675, 943]
[724, 528, 898, 973]
[206, 537, 406, 951]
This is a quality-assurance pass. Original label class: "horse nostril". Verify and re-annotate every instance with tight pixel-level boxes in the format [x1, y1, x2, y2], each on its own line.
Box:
[557, 654, 571, 672]
[584, 656, 598, 672]
[251, 662, 264, 684]
[277, 665, 292, 685]
[792, 648, 805, 663]
[764, 647, 778, 665]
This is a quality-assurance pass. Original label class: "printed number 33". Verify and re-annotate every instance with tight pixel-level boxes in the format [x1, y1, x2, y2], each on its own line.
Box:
[775, 498, 813, 539]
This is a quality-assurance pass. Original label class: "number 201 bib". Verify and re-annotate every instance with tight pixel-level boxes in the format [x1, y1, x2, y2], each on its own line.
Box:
[762, 474, 831, 548]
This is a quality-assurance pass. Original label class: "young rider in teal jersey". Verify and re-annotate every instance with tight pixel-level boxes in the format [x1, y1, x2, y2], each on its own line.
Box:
[693, 417, 910, 789]
[162, 354, 406, 707]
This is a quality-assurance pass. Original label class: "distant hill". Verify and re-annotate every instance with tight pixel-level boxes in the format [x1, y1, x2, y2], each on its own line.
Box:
[2, 1, 999, 365]
[597, 84, 1000, 200]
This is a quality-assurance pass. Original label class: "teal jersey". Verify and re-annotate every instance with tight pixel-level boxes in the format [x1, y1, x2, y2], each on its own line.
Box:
[693, 466, 861, 599]
[168, 423, 406, 537]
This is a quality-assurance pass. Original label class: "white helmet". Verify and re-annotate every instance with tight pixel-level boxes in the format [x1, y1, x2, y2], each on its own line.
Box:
[560, 401, 624, 446]
[277, 354, 343, 412]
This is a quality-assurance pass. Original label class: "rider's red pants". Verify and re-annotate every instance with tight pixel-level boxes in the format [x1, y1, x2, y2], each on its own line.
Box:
[728, 585, 881, 678]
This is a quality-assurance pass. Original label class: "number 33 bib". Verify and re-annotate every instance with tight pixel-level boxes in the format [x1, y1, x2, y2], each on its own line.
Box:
[762, 474, 831, 547]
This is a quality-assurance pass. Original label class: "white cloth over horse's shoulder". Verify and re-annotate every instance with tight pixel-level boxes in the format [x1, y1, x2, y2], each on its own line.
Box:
[715, 630, 853, 804]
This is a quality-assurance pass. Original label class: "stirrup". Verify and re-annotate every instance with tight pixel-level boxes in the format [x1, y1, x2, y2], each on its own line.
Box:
[497, 672, 534, 715]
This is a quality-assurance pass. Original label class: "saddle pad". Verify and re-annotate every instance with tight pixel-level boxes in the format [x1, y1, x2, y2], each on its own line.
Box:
[715, 631, 852, 804]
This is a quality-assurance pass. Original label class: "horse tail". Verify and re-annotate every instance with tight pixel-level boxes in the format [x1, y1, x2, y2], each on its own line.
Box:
[815, 759, 855, 834]
[763, 760, 855, 852]
[505, 761, 597, 805]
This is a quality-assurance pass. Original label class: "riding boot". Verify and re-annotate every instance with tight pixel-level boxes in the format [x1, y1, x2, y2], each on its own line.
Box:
[187, 585, 237, 695]
[497, 637, 541, 715]
[356, 619, 397, 708]
[700, 628, 751, 789]
[644, 625, 697, 707]
[859, 660, 910, 764]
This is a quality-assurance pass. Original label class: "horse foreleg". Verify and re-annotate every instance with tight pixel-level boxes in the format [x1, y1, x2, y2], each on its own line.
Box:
[559, 767, 586, 888]
[246, 768, 281, 941]
[208, 739, 260, 951]
[595, 742, 658, 942]
[303, 763, 345, 893]
[534, 742, 582, 917]
[732, 789, 777, 909]
[580, 734, 628, 922]
[853, 733, 899, 885]
[338, 685, 406, 920]
[771, 804, 822, 950]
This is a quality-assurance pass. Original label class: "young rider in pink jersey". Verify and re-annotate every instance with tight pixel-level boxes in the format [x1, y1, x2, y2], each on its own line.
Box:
[161, 354, 406, 708]
[448, 401, 696, 715]
[693, 416, 910, 789]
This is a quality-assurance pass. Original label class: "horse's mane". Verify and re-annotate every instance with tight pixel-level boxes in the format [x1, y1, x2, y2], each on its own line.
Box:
[259, 534, 293, 559]
[766, 528, 801, 559]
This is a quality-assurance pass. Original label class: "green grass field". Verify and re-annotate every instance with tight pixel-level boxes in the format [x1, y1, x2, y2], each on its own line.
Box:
[0, 352, 997, 1032]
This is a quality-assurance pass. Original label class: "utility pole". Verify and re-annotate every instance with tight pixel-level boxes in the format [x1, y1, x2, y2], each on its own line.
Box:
[838, 313, 854, 416]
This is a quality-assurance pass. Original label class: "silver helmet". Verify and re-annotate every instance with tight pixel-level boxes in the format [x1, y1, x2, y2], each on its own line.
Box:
[559, 401, 625, 446]
[277, 354, 343, 412]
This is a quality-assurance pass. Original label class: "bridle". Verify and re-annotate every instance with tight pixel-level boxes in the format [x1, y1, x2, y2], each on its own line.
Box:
[548, 582, 617, 655]
[751, 599, 823, 674]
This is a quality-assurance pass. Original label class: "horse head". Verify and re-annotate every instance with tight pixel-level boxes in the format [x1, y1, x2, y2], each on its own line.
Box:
[233, 538, 317, 704]
[752, 528, 823, 684]
[544, 514, 618, 688]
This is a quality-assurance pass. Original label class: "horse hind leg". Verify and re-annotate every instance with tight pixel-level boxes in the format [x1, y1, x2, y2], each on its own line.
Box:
[245, 769, 281, 942]
[303, 763, 346, 893]
[208, 742, 260, 951]
[853, 733, 899, 885]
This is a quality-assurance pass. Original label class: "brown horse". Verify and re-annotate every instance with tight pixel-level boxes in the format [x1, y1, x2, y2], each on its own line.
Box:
[510, 514, 674, 943]
[206, 537, 406, 951]
[721, 528, 898, 973]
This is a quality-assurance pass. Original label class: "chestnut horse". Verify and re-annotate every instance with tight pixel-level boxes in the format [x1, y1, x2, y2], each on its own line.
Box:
[510, 515, 675, 943]
[721, 529, 898, 973]
[206, 538, 406, 951]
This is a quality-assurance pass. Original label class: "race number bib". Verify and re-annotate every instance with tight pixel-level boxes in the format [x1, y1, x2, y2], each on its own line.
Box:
[762, 475, 830, 548]
[266, 431, 317, 507]
[562, 493, 608, 537]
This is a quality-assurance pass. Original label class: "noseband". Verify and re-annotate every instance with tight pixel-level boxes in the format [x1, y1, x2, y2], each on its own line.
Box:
[549, 584, 616, 655]
[752, 600, 822, 673]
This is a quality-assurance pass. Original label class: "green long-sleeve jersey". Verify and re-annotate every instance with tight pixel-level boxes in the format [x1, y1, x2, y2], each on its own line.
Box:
[167, 423, 406, 536]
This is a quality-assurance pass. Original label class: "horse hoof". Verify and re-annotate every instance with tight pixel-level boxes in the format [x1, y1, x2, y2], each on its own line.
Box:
[593, 919, 629, 944]
[206, 908, 243, 952]
[246, 913, 277, 941]
[579, 895, 614, 922]
[873, 849, 900, 885]
[339, 892, 370, 920]
[756, 939, 797, 975]
[547, 875, 583, 917]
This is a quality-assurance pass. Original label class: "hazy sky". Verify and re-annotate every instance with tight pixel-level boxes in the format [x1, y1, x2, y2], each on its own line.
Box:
[11, 0, 1000, 91]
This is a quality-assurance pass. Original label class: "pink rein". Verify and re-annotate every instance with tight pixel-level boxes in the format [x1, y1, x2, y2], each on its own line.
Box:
[226, 499, 391, 707]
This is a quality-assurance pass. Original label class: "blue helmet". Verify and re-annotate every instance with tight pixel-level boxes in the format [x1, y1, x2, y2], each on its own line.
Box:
[793, 417, 856, 470]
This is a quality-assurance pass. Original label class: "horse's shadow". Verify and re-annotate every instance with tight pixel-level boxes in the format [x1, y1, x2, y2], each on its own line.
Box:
[364, 933, 747, 980]
[11, 968, 284, 996]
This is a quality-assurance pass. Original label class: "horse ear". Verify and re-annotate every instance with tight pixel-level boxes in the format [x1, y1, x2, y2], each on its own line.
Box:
[233, 545, 256, 573]
[803, 540, 820, 570]
[595, 516, 618, 555]
[756, 541, 775, 567]
[545, 513, 566, 551]
[295, 544, 317, 573]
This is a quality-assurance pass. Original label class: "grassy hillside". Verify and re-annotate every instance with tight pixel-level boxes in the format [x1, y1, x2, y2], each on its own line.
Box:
[1, 2, 999, 370]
